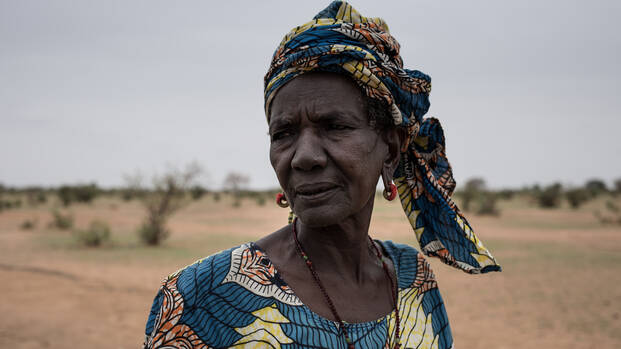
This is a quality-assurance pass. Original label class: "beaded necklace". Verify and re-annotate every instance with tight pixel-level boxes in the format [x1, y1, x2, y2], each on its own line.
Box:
[292, 218, 401, 349]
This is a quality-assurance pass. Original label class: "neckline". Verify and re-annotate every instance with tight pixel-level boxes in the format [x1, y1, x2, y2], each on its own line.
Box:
[250, 239, 400, 328]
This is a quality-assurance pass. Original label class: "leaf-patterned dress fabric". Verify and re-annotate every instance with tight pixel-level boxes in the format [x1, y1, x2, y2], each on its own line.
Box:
[264, 1, 501, 274]
[144, 242, 453, 348]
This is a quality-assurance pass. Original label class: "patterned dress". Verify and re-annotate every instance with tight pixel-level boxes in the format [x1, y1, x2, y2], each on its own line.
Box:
[143, 241, 453, 348]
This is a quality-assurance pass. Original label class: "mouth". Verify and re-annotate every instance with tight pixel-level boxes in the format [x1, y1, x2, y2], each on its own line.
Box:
[294, 182, 339, 200]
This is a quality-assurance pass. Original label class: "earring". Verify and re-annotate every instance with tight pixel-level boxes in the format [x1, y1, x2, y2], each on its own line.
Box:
[383, 183, 397, 201]
[276, 192, 289, 208]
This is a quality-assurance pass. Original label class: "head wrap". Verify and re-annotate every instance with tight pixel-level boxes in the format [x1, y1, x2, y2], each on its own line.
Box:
[264, 1, 501, 274]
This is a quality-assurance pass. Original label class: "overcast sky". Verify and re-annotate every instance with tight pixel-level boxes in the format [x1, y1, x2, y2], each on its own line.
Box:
[1, 0, 620, 189]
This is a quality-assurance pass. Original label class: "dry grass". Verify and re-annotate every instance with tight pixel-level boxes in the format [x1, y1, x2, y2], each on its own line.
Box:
[0, 194, 620, 348]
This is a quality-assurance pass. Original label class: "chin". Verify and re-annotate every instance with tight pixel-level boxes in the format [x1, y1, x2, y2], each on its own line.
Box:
[293, 204, 349, 228]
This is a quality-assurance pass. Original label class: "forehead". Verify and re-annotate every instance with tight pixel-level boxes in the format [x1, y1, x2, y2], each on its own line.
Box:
[269, 73, 366, 123]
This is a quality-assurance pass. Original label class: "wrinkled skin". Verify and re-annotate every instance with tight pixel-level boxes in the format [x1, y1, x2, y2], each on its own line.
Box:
[269, 73, 391, 227]
[256, 73, 405, 323]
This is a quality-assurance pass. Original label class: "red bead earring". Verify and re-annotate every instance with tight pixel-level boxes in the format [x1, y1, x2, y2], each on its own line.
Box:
[276, 192, 289, 208]
[383, 183, 397, 201]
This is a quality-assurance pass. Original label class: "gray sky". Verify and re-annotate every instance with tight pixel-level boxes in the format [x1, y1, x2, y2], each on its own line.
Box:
[1, 0, 620, 189]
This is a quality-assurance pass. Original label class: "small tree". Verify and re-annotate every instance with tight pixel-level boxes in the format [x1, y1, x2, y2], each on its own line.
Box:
[585, 179, 607, 198]
[537, 183, 563, 208]
[223, 172, 250, 207]
[57, 184, 99, 206]
[129, 163, 203, 245]
[613, 178, 621, 196]
[566, 188, 590, 209]
[461, 178, 486, 212]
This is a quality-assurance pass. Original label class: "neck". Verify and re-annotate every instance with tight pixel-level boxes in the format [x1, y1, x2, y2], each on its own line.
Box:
[294, 197, 376, 283]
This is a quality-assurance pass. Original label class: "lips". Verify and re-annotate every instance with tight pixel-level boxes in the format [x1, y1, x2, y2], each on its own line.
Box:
[294, 182, 339, 199]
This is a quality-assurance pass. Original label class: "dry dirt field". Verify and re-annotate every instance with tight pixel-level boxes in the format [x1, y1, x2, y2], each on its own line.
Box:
[1, 194, 620, 348]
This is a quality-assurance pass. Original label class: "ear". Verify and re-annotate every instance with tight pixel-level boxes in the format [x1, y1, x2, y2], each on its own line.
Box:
[380, 127, 406, 187]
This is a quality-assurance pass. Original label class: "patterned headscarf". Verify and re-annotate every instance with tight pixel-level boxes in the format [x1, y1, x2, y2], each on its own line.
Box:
[264, 1, 501, 274]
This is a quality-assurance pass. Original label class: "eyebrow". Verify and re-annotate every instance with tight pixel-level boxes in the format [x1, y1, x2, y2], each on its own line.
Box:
[268, 117, 295, 133]
[313, 110, 362, 124]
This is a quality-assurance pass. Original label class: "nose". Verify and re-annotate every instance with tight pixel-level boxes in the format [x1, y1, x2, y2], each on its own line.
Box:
[291, 128, 327, 171]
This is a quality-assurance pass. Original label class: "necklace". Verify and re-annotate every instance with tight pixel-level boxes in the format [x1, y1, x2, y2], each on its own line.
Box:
[291, 218, 401, 349]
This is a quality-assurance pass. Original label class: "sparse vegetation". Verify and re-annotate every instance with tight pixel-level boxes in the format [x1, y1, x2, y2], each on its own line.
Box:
[20, 218, 37, 230]
[57, 184, 99, 206]
[460, 177, 486, 212]
[190, 185, 207, 200]
[457, 178, 500, 216]
[73, 220, 111, 247]
[476, 192, 500, 216]
[566, 188, 590, 209]
[49, 210, 74, 230]
[128, 163, 203, 245]
[223, 172, 250, 207]
[536, 183, 563, 208]
[585, 179, 608, 198]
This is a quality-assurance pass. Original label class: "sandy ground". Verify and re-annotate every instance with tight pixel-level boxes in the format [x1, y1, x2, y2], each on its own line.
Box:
[0, 195, 620, 348]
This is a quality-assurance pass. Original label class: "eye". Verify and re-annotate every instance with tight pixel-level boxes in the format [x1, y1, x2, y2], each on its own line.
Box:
[271, 129, 294, 141]
[327, 123, 351, 131]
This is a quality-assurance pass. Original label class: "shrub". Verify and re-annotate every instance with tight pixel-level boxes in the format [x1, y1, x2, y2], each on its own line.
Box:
[20, 219, 37, 230]
[536, 183, 563, 208]
[74, 220, 111, 247]
[213, 192, 221, 202]
[497, 189, 515, 200]
[57, 184, 99, 206]
[256, 195, 266, 206]
[461, 178, 486, 212]
[566, 188, 590, 209]
[190, 185, 207, 200]
[476, 192, 500, 216]
[130, 163, 202, 245]
[594, 200, 621, 226]
[49, 210, 74, 230]
[223, 172, 250, 207]
[137, 219, 170, 246]
[614, 178, 621, 196]
[585, 179, 607, 198]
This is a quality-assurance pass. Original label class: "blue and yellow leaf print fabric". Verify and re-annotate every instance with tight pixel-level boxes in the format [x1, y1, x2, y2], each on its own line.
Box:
[264, 1, 500, 274]
[144, 241, 453, 348]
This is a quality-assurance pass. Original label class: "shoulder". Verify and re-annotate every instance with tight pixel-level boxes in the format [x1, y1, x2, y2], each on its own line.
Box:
[143, 244, 245, 348]
[378, 240, 453, 348]
[377, 240, 437, 291]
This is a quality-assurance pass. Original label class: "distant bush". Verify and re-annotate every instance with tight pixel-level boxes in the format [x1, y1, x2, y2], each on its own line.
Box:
[49, 210, 74, 230]
[613, 178, 621, 196]
[190, 185, 207, 200]
[213, 192, 221, 202]
[129, 163, 202, 245]
[74, 220, 111, 247]
[566, 188, 590, 209]
[594, 200, 621, 226]
[476, 192, 500, 216]
[461, 178, 486, 212]
[585, 179, 608, 198]
[223, 172, 250, 207]
[137, 219, 170, 246]
[536, 183, 563, 208]
[57, 184, 99, 206]
[20, 218, 37, 230]
[496, 189, 515, 200]
[24, 188, 47, 206]
[256, 195, 266, 206]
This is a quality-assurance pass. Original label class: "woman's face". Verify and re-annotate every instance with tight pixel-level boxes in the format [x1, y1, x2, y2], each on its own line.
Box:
[269, 73, 393, 227]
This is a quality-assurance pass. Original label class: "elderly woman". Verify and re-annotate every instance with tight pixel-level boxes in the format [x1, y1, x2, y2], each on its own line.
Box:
[143, 2, 500, 348]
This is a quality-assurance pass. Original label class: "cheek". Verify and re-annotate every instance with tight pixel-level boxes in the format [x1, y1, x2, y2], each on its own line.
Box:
[332, 135, 386, 188]
[270, 146, 290, 186]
